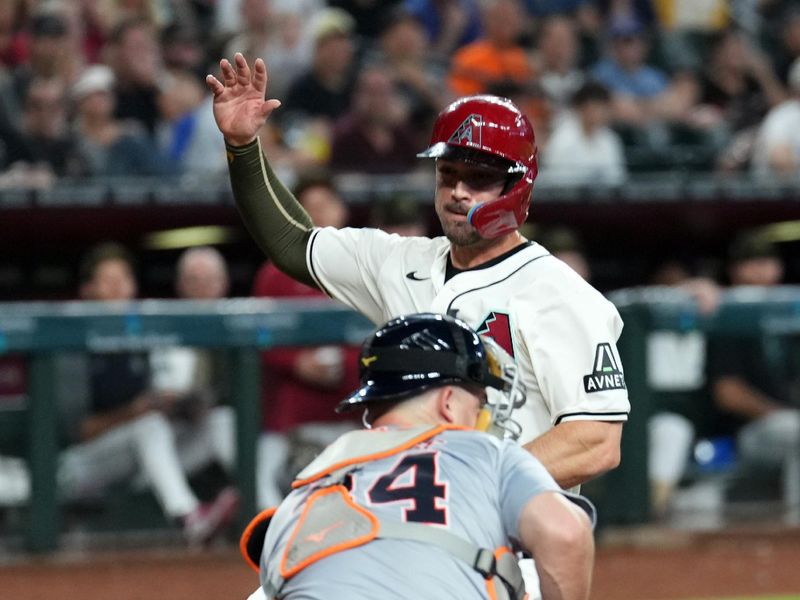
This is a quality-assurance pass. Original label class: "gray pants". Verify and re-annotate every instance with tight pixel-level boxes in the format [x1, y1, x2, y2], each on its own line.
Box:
[738, 408, 800, 510]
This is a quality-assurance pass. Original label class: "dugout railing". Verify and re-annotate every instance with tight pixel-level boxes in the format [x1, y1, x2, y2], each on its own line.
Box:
[593, 285, 800, 526]
[0, 298, 374, 552]
[2, 289, 799, 551]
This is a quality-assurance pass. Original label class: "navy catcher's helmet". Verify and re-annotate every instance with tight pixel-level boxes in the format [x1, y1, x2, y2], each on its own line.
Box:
[337, 312, 526, 439]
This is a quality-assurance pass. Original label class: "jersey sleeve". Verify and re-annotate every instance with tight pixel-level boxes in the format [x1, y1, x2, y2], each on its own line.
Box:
[520, 268, 631, 425]
[497, 440, 559, 537]
[306, 226, 405, 325]
[497, 440, 597, 540]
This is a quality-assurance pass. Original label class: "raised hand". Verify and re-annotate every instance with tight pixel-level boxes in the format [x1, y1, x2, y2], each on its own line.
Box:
[206, 53, 282, 147]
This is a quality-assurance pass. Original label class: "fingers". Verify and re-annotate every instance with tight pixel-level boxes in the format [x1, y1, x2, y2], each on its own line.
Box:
[259, 98, 282, 118]
[252, 57, 267, 93]
[205, 74, 224, 96]
[220, 58, 236, 88]
[234, 52, 251, 86]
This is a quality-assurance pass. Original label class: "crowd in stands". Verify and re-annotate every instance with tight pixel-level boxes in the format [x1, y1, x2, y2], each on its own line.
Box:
[3, 0, 800, 190]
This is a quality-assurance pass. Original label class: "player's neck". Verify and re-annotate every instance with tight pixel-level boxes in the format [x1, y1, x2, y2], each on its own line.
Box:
[449, 232, 526, 270]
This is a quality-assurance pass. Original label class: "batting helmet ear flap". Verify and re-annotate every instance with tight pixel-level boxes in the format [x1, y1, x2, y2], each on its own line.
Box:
[467, 166, 535, 239]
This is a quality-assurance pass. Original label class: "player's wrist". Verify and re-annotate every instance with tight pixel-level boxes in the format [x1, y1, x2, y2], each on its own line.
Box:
[225, 137, 259, 151]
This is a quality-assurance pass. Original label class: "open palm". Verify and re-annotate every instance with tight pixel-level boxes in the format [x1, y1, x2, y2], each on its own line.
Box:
[206, 53, 282, 147]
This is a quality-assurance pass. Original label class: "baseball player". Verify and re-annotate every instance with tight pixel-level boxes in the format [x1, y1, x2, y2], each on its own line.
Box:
[208, 54, 628, 596]
[241, 312, 596, 600]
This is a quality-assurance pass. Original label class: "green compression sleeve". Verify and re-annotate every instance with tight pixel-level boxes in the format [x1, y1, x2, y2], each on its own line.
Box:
[226, 138, 316, 288]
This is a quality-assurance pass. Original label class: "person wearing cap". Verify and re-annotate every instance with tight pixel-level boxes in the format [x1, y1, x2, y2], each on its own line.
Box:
[751, 56, 800, 176]
[281, 8, 358, 125]
[590, 15, 696, 127]
[705, 232, 799, 520]
[241, 312, 595, 600]
[71, 64, 169, 176]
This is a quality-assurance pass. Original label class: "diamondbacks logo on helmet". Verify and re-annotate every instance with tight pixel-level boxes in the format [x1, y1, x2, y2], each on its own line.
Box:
[448, 114, 483, 147]
[477, 312, 514, 358]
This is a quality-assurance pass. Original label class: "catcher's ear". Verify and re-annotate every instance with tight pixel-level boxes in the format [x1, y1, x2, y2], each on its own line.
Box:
[240, 507, 278, 572]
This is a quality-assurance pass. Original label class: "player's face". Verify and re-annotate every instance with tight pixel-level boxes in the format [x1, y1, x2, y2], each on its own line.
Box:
[434, 159, 506, 246]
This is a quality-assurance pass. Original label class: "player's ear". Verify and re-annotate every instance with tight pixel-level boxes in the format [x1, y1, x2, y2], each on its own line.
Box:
[436, 386, 456, 424]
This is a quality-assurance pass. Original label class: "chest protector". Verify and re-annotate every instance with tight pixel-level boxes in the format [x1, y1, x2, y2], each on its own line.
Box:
[240, 425, 525, 600]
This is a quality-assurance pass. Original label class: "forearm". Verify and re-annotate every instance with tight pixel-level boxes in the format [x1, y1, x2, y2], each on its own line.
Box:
[523, 421, 622, 489]
[522, 493, 594, 600]
[226, 138, 316, 287]
[713, 377, 783, 420]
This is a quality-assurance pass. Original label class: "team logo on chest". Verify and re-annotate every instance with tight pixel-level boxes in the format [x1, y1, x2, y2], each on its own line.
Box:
[476, 311, 515, 358]
[583, 343, 626, 393]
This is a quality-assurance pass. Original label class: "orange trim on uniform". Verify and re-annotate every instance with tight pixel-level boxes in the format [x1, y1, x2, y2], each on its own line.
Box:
[239, 506, 278, 572]
[279, 485, 380, 579]
[486, 575, 499, 600]
[291, 424, 471, 489]
[483, 546, 514, 600]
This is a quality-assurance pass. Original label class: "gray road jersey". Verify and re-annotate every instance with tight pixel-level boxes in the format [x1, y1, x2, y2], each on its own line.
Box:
[260, 429, 569, 599]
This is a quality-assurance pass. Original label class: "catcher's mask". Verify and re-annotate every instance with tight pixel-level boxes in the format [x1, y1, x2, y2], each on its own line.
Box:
[337, 312, 526, 440]
[417, 95, 538, 240]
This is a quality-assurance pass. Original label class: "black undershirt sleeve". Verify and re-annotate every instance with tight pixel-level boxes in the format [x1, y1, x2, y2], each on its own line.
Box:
[225, 138, 316, 288]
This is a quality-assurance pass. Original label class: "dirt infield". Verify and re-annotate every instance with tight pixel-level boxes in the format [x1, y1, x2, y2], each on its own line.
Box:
[1, 527, 799, 600]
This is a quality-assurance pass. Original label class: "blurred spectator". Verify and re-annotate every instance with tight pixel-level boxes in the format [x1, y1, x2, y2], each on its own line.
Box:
[695, 28, 786, 171]
[369, 194, 428, 237]
[104, 17, 163, 135]
[71, 64, 170, 177]
[150, 246, 233, 454]
[96, 0, 176, 31]
[535, 15, 585, 112]
[57, 242, 239, 545]
[0, 356, 29, 507]
[751, 57, 800, 178]
[772, 8, 800, 86]
[156, 69, 226, 175]
[175, 245, 231, 299]
[651, 0, 731, 72]
[3, 11, 79, 126]
[329, 66, 420, 174]
[282, 8, 357, 124]
[523, 0, 590, 17]
[328, 0, 403, 38]
[595, 0, 657, 30]
[160, 22, 208, 82]
[447, 0, 533, 96]
[404, 0, 483, 56]
[366, 7, 451, 142]
[539, 81, 627, 186]
[0, 76, 85, 185]
[536, 226, 591, 281]
[221, 0, 313, 102]
[649, 258, 722, 315]
[0, 0, 30, 69]
[252, 172, 359, 507]
[591, 16, 696, 127]
[706, 233, 799, 519]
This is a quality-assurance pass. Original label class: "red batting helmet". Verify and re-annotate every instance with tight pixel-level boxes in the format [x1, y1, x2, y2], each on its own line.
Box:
[417, 95, 538, 239]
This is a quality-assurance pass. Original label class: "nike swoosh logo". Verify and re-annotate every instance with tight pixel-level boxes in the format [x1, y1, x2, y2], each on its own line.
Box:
[405, 271, 430, 281]
[304, 520, 344, 544]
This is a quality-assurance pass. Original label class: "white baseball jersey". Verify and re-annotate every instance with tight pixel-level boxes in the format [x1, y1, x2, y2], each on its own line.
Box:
[306, 228, 630, 444]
